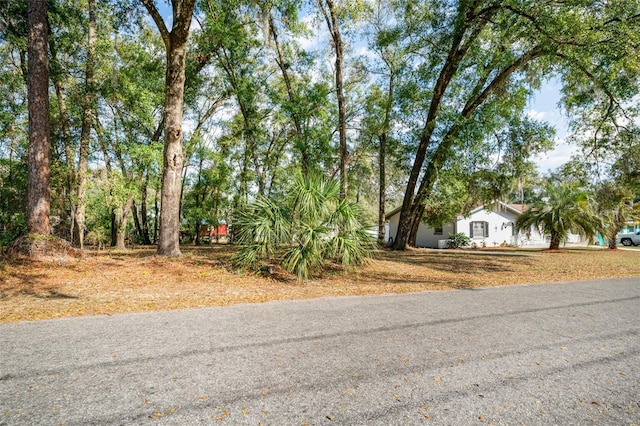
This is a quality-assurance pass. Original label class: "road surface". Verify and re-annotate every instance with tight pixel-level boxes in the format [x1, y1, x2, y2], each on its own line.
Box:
[1, 277, 639, 425]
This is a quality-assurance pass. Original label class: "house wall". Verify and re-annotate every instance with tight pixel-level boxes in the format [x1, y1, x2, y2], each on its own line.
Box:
[457, 208, 521, 246]
[386, 212, 400, 244]
[386, 203, 555, 248]
[385, 213, 454, 248]
[415, 223, 455, 248]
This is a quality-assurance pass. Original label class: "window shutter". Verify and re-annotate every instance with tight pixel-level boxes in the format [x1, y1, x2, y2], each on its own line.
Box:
[470, 222, 474, 237]
[484, 221, 489, 237]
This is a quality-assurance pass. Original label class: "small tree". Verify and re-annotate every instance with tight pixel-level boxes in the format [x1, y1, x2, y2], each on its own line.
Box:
[516, 181, 601, 250]
[233, 173, 373, 279]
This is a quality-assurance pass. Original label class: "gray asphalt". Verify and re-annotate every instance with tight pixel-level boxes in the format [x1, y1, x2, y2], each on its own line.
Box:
[1, 278, 639, 425]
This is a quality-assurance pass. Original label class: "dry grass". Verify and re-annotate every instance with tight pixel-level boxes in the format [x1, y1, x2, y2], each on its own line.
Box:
[1, 244, 639, 323]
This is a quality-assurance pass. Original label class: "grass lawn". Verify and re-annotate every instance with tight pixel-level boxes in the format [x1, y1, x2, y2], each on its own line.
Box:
[1, 245, 639, 323]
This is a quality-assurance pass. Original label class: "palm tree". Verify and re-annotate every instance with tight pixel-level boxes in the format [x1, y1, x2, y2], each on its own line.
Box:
[233, 173, 373, 279]
[516, 181, 601, 250]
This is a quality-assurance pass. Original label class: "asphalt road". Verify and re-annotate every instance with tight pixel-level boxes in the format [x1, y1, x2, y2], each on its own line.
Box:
[1, 278, 639, 425]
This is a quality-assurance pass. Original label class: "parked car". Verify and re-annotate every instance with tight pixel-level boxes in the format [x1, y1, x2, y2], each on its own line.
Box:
[617, 231, 640, 246]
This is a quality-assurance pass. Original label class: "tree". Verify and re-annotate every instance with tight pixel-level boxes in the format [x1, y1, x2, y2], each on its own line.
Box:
[391, 0, 640, 249]
[264, 2, 309, 172]
[26, 0, 50, 236]
[363, 0, 403, 243]
[93, 23, 166, 249]
[317, 0, 349, 200]
[74, 0, 97, 249]
[516, 181, 601, 250]
[0, 2, 29, 245]
[140, 0, 197, 257]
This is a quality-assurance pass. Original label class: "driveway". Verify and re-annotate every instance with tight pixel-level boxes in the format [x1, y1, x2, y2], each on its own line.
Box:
[1, 277, 639, 425]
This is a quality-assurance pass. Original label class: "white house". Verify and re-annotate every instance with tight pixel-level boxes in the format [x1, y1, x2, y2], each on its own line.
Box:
[385, 201, 548, 248]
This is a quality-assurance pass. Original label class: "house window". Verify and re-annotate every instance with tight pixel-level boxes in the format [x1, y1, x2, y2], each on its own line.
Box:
[470, 221, 489, 238]
[434, 226, 443, 235]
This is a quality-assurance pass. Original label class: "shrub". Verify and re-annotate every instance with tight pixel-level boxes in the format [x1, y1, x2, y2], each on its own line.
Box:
[447, 232, 470, 248]
[233, 173, 373, 279]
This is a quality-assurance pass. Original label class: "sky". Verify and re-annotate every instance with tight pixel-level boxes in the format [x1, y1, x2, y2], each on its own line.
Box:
[528, 81, 579, 174]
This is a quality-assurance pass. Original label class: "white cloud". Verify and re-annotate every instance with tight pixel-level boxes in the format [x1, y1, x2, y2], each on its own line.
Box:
[527, 109, 546, 121]
[533, 137, 580, 173]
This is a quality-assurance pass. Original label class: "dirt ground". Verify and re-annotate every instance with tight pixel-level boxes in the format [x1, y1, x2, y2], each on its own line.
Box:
[1, 245, 639, 323]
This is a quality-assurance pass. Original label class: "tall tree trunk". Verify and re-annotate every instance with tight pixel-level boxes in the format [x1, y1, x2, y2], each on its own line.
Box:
[194, 219, 201, 246]
[409, 204, 425, 247]
[26, 0, 51, 236]
[95, 118, 118, 248]
[110, 212, 117, 247]
[154, 184, 159, 244]
[321, 0, 348, 200]
[140, 169, 152, 245]
[75, 0, 97, 249]
[114, 196, 134, 250]
[132, 200, 143, 242]
[392, 6, 489, 250]
[393, 31, 540, 249]
[239, 139, 250, 206]
[140, 0, 197, 257]
[378, 134, 386, 243]
[378, 67, 394, 244]
[268, 14, 309, 172]
[49, 36, 75, 242]
[157, 34, 187, 256]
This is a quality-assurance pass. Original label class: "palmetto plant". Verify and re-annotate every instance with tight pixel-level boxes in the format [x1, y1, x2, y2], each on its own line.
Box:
[516, 180, 601, 250]
[233, 173, 373, 279]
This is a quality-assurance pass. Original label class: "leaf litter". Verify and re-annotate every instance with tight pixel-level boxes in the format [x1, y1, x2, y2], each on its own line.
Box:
[1, 245, 639, 323]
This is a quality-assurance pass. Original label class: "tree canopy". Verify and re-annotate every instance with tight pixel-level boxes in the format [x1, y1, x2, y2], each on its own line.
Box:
[1, 0, 639, 259]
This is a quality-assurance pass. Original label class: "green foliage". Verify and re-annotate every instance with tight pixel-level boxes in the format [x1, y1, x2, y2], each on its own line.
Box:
[0, 212, 26, 248]
[594, 181, 640, 249]
[610, 127, 640, 190]
[1, 0, 638, 253]
[516, 180, 601, 250]
[0, 157, 27, 247]
[233, 173, 373, 279]
[447, 232, 470, 249]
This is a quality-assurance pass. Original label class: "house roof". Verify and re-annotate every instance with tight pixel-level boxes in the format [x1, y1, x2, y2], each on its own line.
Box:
[507, 204, 528, 213]
[469, 201, 527, 216]
[385, 206, 402, 218]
